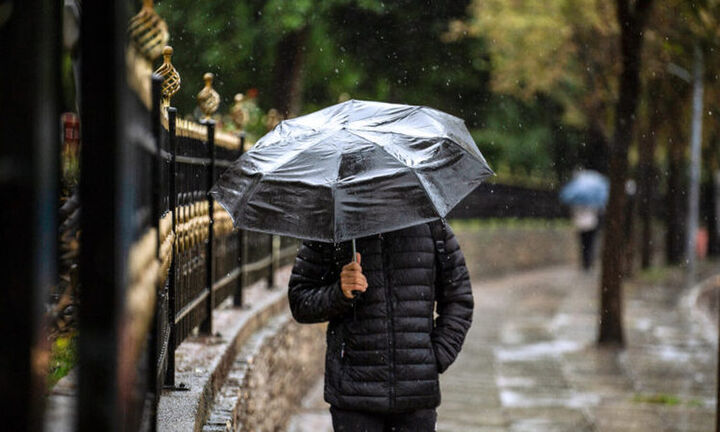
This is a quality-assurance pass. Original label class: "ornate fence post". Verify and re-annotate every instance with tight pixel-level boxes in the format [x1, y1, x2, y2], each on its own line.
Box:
[0, 1, 60, 430]
[153, 45, 180, 386]
[199, 73, 219, 334]
[269, 235, 279, 289]
[165, 106, 178, 386]
[231, 94, 247, 307]
[266, 108, 281, 290]
[148, 71, 163, 428]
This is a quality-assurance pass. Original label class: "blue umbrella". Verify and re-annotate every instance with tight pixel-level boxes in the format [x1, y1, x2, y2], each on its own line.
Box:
[560, 170, 609, 208]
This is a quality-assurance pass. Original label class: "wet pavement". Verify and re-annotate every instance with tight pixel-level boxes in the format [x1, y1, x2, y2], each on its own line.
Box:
[287, 265, 717, 432]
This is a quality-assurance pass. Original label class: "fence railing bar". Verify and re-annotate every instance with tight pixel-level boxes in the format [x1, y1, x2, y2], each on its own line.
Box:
[279, 244, 298, 260]
[240, 255, 273, 273]
[158, 148, 172, 162]
[214, 159, 234, 168]
[212, 267, 241, 293]
[174, 288, 209, 325]
[238, 244, 297, 275]
[175, 154, 211, 166]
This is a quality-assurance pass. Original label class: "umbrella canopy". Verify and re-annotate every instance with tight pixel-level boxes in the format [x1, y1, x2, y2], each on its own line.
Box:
[559, 170, 609, 209]
[210, 99, 494, 243]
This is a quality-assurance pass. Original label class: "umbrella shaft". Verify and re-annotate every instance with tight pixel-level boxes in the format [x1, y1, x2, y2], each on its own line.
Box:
[352, 238, 357, 262]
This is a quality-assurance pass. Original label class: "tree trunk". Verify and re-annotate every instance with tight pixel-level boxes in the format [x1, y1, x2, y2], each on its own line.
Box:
[637, 92, 661, 269]
[599, 0, 654, 346]
[709, 169, 720, 256]
[665, 117, 688, 265]
[623, 180, 637, 277]
[273, 27, 309, 118]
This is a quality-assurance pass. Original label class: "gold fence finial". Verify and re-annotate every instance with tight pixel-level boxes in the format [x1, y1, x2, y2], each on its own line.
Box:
[197, 72, 220, 121]
[153, 46, 180, 106]
[128, 0, 169, 61]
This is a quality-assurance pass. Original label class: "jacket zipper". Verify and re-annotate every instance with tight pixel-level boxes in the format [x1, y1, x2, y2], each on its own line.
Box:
[380, 233, 396, 409]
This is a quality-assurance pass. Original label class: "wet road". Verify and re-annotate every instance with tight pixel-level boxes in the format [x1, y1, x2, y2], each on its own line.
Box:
[287, 265, 716, 431]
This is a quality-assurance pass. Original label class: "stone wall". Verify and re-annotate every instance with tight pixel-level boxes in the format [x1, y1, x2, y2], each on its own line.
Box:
[451, 221, 578, 278]
[203, 315, 325, 432]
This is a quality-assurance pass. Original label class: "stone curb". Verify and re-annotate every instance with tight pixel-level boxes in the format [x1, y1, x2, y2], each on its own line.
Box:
[684, 273, 720, 347]
[157, 266, 293, 432]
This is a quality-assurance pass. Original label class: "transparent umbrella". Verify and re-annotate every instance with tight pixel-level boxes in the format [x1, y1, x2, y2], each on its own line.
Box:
[210, 99, 494, 255]
[559, 170, 609, 209]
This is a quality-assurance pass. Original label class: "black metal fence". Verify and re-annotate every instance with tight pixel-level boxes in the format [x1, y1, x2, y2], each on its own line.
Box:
[448, 182, 568, 219]
[144, 78, 299, 394]
[23, 1, 299, 428]
[111, 56, 301, 425]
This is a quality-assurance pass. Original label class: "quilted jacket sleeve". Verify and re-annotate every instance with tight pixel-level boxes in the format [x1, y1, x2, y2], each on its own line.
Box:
[288, 240, 354, 324]
[431, 224, 474, 373]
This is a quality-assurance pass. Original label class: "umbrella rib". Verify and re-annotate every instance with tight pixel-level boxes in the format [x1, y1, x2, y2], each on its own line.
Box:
[348, 126, 487, 164]
[343, 129, 444, 219]
[257, 132, 337, 182]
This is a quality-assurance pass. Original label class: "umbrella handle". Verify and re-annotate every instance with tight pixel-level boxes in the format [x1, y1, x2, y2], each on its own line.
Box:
[351, 238, 362, 298]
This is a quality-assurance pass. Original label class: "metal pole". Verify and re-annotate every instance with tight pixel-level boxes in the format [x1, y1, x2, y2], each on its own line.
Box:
[165, 107, 178, 386]
[78, 1, 130, 429]
[234, 132, 246, 307]
[148, 73, 163, 430]
[350, 239, 362, 298]
[267, 234, 276, 289]
[201, 120, 216, 334]
[0, 0, 59, 430]
[686, 44, 704, 289]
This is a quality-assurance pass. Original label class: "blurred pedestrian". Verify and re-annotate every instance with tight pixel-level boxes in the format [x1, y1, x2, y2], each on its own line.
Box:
[560, 170, 609, 271]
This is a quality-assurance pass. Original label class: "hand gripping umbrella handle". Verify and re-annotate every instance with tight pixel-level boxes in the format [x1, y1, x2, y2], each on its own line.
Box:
[350, 238, 362, 298]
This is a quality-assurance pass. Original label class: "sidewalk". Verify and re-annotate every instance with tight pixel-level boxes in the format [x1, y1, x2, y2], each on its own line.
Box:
[287, 264, 716, 432]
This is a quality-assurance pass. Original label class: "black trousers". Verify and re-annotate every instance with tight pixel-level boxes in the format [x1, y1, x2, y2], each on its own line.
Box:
[330, 406, 437, 432]
[579, 229, 597, 270]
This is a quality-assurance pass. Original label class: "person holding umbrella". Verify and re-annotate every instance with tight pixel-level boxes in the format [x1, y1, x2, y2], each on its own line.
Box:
[211, 100, 493, 431]
[560, 170, 609, 271]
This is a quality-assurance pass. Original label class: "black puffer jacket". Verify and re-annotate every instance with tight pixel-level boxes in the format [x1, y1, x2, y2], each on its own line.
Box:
[288, 222, 473, 413]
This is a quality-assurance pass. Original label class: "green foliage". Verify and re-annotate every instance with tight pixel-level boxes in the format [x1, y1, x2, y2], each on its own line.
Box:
[321, 0, 492, 127]
[471, 94, 584, 183]
[631, 393, 706, 407]
[154, 0, 490, 118]
[152, 0, 579, 178]
[636, 266, 674, 284]
[47, 333, 77, 390]
[452, 0, 618, 129]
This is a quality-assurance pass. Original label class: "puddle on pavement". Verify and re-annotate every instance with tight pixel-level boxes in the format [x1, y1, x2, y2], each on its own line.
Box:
[495, 340, 583, 361]
[499, 389, 601, 409]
